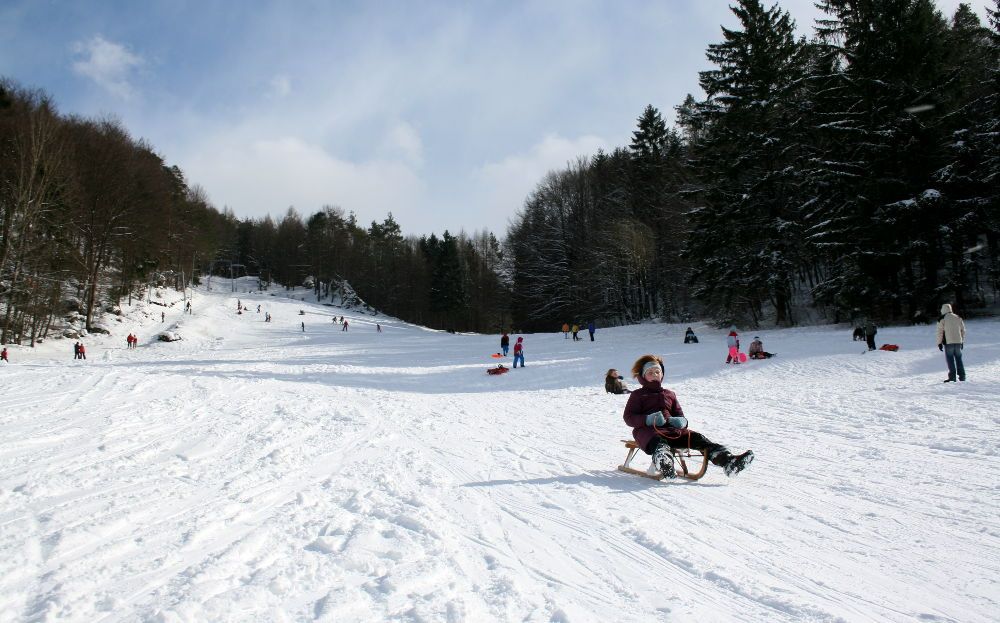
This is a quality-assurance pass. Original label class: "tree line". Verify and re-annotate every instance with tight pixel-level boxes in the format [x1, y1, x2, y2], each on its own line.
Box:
[4, 0, 997, 342]
[507, 0, 999, 330]
[0, 80, 226, 345]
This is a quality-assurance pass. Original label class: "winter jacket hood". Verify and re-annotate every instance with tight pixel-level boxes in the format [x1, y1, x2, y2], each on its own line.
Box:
[941, 304, 952, 315]
[936, 310, 966, 346]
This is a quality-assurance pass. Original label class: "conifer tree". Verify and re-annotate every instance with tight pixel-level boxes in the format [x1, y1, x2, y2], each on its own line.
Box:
[682, 0, 808, 324]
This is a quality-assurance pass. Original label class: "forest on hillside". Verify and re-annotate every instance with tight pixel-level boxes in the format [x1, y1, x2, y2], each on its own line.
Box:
[2, 0, 997, 343]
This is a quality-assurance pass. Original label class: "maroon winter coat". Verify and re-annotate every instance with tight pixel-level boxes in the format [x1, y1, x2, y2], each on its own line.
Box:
[623, 376, 685, 453]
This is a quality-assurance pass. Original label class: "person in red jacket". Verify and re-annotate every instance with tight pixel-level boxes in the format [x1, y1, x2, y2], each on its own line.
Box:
[623, 354, 752, 479]
[1, 347, 8, 362]
[512, 336, 525, 368]
[78, 342, 87, 360]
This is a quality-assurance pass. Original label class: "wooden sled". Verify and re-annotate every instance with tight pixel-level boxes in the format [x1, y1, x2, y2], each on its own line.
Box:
[617, 439, 710, 481]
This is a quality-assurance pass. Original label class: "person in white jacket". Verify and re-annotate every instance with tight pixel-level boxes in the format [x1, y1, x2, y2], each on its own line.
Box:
[936, 303, 967, 382]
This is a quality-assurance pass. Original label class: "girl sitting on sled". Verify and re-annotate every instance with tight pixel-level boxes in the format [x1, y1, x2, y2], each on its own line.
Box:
[622, 354, 754, 479]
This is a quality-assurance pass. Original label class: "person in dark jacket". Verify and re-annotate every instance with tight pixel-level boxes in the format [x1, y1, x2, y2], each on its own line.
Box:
[587, 320, 596, 342]
[605, 369, 631, 394]
[684, 327, 699, 344]
[623, 354, 753, 479]
[864, 320, 878, 351]
[500, 332, 510, 356]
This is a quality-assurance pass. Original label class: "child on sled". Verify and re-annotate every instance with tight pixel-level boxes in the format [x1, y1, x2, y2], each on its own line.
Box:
[622, 354, 754, 479]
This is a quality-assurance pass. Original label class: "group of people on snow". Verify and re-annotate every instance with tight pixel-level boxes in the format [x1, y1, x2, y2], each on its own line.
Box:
[561, 321, 597, 341]
[73, 342, 86, 359]
[126, 334, 138, 349]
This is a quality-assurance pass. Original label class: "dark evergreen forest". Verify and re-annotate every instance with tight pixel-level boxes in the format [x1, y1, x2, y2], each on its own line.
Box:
[2, 0, 997, 344]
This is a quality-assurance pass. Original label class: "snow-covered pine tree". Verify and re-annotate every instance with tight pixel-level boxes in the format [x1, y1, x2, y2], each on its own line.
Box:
[681, 0, 809, 325]
[628, 105, 689, 320]
[808, 0, 954, 321]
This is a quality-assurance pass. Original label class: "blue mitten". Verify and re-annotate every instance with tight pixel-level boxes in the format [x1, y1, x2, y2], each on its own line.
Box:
[667, 416, 688, 429]
[645, 412, 666, 427]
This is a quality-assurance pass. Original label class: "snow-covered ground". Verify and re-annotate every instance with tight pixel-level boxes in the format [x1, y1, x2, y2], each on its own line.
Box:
[1, 283, 998, 622]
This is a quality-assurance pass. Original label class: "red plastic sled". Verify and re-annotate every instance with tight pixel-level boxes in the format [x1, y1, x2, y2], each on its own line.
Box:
[879, 344, 900, 351]
[487, 365, 509, 375]
[491, 353, 504, 358]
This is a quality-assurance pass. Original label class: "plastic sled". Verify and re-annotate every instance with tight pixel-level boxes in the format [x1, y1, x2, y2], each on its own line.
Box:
[487, 365, 509, 375]
[491, 353, 504, 358]
[738, 352, 748, 363]
[617, 440, 709, 481]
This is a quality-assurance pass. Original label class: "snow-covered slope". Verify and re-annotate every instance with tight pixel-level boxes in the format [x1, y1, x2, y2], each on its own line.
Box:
[1, 284, 998, 622]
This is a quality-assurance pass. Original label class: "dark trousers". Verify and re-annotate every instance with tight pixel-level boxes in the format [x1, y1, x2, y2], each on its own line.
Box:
[865, 335, 876, 350]
[647, 432, 728, 465]
[944, 343, 965, 381]
[589, 331, 594, 341]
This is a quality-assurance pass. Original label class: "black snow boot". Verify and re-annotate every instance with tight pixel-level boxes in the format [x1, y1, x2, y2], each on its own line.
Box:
[653, 445, 677, 479]
[723, 450, 754, 477]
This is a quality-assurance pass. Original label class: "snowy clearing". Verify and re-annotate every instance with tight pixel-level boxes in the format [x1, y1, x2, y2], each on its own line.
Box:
[1, 284, 998, 622]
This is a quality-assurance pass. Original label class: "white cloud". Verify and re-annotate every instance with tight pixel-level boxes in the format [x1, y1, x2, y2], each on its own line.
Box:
[71, 35, 143, 99]
[182, 132, 426, 230]
[471, 133, 609, 226]
[380, 121, 423, 168]
[269, 75, 291, 98]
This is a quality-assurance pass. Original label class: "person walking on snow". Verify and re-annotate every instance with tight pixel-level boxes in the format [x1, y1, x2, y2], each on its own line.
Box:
[500, 332, 510, 356]
[864, 320, 878, 351]
[623, 354, 753, 479]
[571, 324, 580, 341]
[73, 342, 80, 359]
[342, 319, 349, 331]
[1, 347, 8, 363]
[588, 320, 596, 342]
[562, 323, 570, 339]
[512, 337, 525, 368]
[937, 304, 967, 382]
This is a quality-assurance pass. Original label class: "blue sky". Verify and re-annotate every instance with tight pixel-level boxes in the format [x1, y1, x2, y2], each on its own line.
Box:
[1, 0, 988, 236]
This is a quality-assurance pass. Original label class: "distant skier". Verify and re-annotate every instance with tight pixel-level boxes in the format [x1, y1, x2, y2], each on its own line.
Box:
[342, 319, 349, 331]
[936, 304, 966, 382]
[512, 336, 525, 368]
[588, 320, 596, 342]
[500, 332, 510, 356]
[301, 321, 305, 332]
[377, 323, 382, 333]
[623, 354, 753, 479]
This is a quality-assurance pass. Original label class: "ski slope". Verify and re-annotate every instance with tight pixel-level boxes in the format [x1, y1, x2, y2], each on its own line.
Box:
[1, 284, 998, 622]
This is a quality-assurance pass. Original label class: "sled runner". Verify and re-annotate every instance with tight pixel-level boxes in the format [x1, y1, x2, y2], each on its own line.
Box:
[617, 439, 709, 481]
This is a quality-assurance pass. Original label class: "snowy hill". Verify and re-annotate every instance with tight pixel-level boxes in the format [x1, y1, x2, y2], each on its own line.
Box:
[1, 284, 998, 622]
